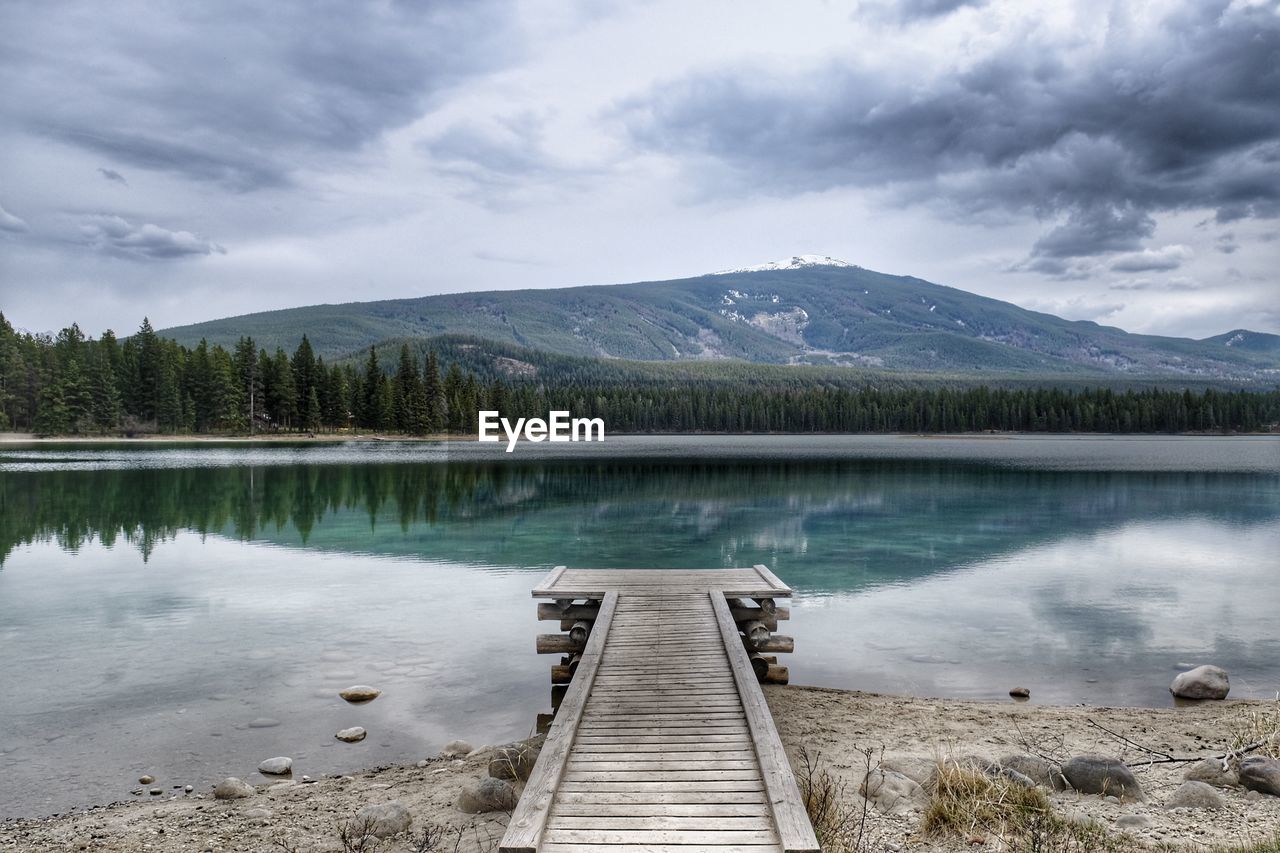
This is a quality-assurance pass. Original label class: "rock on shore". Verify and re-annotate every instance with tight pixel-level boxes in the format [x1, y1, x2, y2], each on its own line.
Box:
[1170, 665, 1230, 700]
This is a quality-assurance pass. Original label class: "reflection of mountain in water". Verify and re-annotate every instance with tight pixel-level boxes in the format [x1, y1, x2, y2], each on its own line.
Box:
[4, 460, 1277, 594]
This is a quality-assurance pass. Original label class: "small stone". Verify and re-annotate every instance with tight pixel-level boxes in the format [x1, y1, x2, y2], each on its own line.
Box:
[416, 760, 429, 769]
[1115, 814, 1152, 830]
[354, 800, 412, 837]
[860, 768, 928, 815]
[1165, 780, 1224, 810]
[1009, 686, 1031, 698]
[439, 739, 474, 759]
[149, 788, 162, 796]
[1061, 755, 1144, 802]
[993, 755, 1069, 791]
[1184, 758, 1239, 788]
[457, 777, 518, 813]
[336, 727, 368, 743]
[488, 744, 537, 781]
[989, 767, 1036, 788]
[213, 777, 255, 800]
[1238, 756, 1280, 796]
[248, 717, 281, 729]
[339, 685, 381, 703]
[183, 785, 194, 793]
[466, 745, 493, 759]
[257, 757, 293, 775]
[1169, 665, 1230, 700]
[138, 775, 155, 785]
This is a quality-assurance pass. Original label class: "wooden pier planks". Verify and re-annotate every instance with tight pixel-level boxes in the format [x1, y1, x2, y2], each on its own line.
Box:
[501, 569, 818, 853]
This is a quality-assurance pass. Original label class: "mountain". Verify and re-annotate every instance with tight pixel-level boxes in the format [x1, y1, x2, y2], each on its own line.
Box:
[1201, 329, 1280, 355]
[162, 258, 1280, 382]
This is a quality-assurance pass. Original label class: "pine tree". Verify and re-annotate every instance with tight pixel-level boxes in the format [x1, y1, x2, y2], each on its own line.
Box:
[291, 335, 317, 421]
[423, 350, 445, 434]
[233, 337, 262, 432]
[304, 387, 321, 433]
[361, 347, 382, 430]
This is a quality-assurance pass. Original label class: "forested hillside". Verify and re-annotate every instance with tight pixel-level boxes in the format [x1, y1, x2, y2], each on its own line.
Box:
[159, 264, 1280, 382]
[3, 314, 1277, 437]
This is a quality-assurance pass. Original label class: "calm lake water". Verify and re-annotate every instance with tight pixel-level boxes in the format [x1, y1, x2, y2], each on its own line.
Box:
[0, 435, 1277, 819]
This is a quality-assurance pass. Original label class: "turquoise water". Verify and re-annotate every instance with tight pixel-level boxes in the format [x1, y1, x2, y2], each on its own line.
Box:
[0, 435, 1277, 819]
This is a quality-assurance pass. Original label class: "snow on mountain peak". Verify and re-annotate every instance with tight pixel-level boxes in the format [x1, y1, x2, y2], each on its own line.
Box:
[712, 255, 856, 275]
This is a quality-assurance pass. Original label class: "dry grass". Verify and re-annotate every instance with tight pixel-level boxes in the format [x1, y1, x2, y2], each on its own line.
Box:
[920, 762, 1136, 853]
[1228, 698, 1280, 760]
[796, 746, 875, 853]
[1211, 836, 1280, 853]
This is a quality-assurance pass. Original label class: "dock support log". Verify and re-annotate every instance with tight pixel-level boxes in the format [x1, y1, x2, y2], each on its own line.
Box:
[745, 634, 794, 654]
[536, 634, 584, 655]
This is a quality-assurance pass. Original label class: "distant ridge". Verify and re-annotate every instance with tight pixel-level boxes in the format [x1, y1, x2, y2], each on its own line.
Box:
[161, 262, 1280, 383]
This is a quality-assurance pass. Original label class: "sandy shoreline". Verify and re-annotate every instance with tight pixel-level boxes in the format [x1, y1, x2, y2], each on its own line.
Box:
[2, 686, 1276, 852]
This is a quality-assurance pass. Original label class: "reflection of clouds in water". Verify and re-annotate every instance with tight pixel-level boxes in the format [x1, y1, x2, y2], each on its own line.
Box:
[795, 519, 1280, 706]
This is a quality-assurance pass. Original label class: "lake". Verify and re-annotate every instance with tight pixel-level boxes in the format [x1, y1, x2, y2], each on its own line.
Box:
[0, 435, 1277, 819]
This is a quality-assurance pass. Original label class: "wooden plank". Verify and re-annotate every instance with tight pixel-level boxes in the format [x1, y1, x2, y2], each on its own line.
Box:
[529, 565, 567, 597]
[556, 780, 766, 792]
[571, 750, 757, 762]
[751, 564, 793, 594]
[574, 730, 750, 738]
[542, 829, 776, 844]
[551, 803, 767, 817]
[500, 590, 617, 853]
[566, 759, 759, 772]
[553, 791, 767, 805]
[562, 770, 763, 782]
[547, 814, 773, 824]
[711, 591, 818, 853]
[570, 744, 755, 754]
[541, 845, 780, 853]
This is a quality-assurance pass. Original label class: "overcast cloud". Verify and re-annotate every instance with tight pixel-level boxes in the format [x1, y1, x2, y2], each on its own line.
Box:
[0, 0, 1276, 339]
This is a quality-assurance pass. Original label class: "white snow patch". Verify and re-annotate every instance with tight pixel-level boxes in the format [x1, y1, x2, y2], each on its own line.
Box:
[1225, 333, 1245, 347]
[929, 305, 936, 312]
[713, 254, 857, 274]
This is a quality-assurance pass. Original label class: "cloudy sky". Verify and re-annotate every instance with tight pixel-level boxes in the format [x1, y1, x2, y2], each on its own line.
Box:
[1, 0, 1277, 339]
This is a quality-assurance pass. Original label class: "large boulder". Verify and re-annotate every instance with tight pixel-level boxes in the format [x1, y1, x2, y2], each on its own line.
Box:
[355, 801, 412, 838]
[1184, 757, 1239, 788]
[859, 768, 927, 815]
[1165, 780, 1224, 810]
[994, 754, 1069, 791]
[1170, 665, 1230, 700]
[457, 777, 518, 813]
[1239, 757, 1280, 796]
[213, 777, 255, 800]
[1061, 755, 1144, 802]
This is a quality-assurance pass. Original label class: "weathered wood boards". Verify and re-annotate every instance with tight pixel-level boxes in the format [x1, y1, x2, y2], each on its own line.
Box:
[501, 566, 815, 853]
[503, 592, 619, 853]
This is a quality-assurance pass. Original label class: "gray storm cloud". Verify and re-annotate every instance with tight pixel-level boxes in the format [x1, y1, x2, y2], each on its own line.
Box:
[78, 215, 225, 260]
[618, 1, 1280, 264]
[0, 0, 518, 191]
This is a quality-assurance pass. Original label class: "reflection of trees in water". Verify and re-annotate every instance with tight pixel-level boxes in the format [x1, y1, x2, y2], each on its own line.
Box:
[2, 462, 1277, 586]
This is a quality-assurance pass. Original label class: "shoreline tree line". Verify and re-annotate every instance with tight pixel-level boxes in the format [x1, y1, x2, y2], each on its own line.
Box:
[1, 314, 1277, 436]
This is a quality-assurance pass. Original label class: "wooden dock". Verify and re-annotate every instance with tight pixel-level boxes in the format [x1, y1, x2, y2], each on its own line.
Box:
[501, 566, 819, 853]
